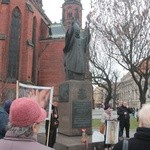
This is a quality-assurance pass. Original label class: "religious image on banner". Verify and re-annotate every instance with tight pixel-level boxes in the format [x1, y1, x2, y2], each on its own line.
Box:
[17, 82, 54, 120]
[105, 120, 119, 144]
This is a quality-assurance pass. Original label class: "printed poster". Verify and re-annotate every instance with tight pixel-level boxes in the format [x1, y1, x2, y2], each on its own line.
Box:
[17, 82, 54, 120]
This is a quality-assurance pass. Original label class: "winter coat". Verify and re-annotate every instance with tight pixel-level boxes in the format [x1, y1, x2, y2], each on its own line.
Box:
[113, 127, 150, 150]
[117, 105, 133, 121]
[0, 106, 9, 139]
[0, 131, 54, 150]
[50, 105, 59, 129]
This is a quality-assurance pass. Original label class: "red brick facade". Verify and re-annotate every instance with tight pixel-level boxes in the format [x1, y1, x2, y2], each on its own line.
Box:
[0, 0, 82, 101]
[0, 0, 64, 100]
[62, 0, 82, 30]
[38, 39, 65, 95]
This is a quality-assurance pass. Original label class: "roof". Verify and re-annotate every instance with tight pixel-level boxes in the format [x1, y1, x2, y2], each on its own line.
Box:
[49, 23, 66, 39]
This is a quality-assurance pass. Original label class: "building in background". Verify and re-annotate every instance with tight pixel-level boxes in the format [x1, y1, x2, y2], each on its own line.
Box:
[62, 0, 82, 30]
[118, 72, 150, 108]
[93, 86, 105, 108]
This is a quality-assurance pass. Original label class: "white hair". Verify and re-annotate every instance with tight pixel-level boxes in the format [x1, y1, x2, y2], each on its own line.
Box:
[138, 104, 150, 128]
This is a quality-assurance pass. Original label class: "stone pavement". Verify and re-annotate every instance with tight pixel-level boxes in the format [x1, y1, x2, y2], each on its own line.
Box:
[37, 109, 136, 149]
[37, 126, 136, 150]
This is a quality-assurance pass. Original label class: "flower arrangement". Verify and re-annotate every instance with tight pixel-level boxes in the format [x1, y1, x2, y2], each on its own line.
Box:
[80, 128, 89, 149]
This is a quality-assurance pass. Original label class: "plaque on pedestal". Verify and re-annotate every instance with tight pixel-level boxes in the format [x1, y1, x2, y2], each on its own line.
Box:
[58, 80, 92, 136]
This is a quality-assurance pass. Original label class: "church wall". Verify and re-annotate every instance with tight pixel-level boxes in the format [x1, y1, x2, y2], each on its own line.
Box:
[38, 39, 65, 96]
[0, 0, 79, 100]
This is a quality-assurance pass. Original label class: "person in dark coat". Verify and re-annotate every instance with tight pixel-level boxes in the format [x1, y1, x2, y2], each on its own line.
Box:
[3, 99, 12, 114]
[117, 101, 133, 138]
[0, 100, 12, 139]
[113, 104, 150, 150]
[0, 106, 8, 139]
[45, 99, 59, 148]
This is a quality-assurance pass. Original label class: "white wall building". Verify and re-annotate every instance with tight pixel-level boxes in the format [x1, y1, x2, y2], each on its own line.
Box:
[118, 72, 150, 108]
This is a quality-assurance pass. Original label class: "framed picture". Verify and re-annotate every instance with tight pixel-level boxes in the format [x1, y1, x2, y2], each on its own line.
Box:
[16, 81, 54, 120]
[105, 120, 119, 144]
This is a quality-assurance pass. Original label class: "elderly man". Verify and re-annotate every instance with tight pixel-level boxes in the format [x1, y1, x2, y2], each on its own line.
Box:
[117, 101, 133, 138]
[113, 104, 150, 150]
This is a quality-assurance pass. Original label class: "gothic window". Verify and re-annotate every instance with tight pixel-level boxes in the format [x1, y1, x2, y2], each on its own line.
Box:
[7, 7, 21, 80]
[67, 7, 72, 19]
[32, 17, 36, 45]
[63, 9, 65, 22]
[31, 17, 36, 83]
[40, 19, 47, 39]
[75, 8, 79, 20]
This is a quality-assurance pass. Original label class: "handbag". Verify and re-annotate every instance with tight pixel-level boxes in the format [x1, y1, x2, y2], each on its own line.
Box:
[122, 139, 128, 150]
[99, 123, 105, 134]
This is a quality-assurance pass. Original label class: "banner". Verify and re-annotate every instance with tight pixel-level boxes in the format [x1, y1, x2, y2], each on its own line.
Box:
[105, 120, 119, 144]
[16, 81, 54, 120]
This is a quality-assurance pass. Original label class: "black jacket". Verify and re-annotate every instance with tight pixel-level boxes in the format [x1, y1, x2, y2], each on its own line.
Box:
[117, 105, 133, 121]
[113, 127, 150, 150]
[50, 105, 59, 128]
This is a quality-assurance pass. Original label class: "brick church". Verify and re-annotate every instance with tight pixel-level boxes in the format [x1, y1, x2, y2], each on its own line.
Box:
[0, 0, 84, 101]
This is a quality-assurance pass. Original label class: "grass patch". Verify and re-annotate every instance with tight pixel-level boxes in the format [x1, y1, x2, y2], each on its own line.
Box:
[92, 119, 101, 129]
[92, 117, 138, 130]
[130, 117, 138, 129]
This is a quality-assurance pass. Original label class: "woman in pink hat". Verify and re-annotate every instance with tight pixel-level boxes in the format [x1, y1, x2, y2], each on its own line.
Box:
[0, 97, 54, 150]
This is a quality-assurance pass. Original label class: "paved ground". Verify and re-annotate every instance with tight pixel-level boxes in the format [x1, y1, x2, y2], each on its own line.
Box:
[38, 128, 136, 150]
[39, 108, 136, 137]
[38, 109, 136, 149]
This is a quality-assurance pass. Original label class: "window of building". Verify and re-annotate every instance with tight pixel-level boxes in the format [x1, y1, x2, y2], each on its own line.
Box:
[75, 8, 79, 20]
[40, 19, 47, 39]
[67, 7, 72, 19]
[7, 7, 21, 80]
[31, 17, 36, 83]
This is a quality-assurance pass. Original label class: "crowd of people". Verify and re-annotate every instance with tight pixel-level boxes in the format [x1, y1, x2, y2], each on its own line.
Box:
[99, 101, 150, 150]
[2, 95, 150, 150]
[113, 103, 150, 150]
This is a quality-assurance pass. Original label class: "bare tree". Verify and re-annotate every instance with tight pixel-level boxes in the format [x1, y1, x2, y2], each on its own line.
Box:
[90, 0, 150, 105]
[89, 31, 120, 105]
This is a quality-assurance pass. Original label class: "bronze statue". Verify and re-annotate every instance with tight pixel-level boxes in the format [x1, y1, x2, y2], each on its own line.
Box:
[63, 20, 90, 80]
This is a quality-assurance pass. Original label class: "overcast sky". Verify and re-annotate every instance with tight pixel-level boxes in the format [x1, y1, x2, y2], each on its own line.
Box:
[42, 0, 91, 28]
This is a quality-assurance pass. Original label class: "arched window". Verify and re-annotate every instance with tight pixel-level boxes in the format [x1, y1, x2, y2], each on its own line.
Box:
[75, 8, 79, 20]
[67, 7, 72, 19]
[63, 9, 65, 22]
[32, 17, 36, 83]
[7, 7, 21, 80]
[32, 17, 36, 45]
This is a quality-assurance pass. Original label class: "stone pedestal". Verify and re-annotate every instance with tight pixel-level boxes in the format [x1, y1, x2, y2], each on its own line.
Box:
[54, 133, 104, 150]
[37, 132, 104, 150]
[58, 80, 92, 136]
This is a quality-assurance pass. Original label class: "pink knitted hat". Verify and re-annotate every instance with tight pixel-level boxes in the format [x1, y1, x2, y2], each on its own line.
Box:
[9, 97, 46, 127]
